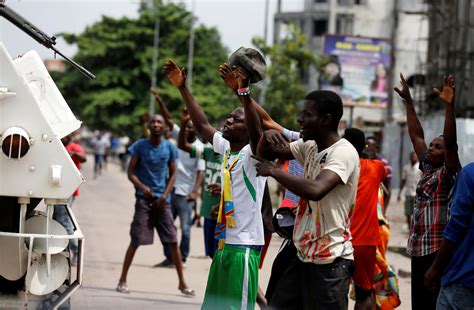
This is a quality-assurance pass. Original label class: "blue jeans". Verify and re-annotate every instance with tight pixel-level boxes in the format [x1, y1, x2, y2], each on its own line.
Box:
[164, 193, 194, 262]
[437, 283, 474, 310]
[53, 196, 78, 255]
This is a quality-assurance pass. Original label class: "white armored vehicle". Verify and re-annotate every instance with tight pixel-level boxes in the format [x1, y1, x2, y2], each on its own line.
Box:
[0, 2, 95, 308]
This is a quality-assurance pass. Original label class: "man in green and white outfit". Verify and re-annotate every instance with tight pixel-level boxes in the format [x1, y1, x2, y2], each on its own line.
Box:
[164, 49, 267, 309]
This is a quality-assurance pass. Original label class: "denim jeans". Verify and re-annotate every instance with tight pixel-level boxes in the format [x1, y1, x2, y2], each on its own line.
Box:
[53, 196, 78, 255]
[437, 283, 474, 310]
[164, 193, 194, 262]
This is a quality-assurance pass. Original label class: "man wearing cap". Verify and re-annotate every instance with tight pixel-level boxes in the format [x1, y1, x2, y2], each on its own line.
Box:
[163, 47, 267, 310]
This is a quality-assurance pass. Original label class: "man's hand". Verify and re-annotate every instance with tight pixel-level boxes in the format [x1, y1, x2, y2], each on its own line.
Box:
[251, 155, 277, 177]
[150, 87, 161, 100]
[210, 204, 219, 219]
[263, 130, 291, 152]
[234, 66, 250, 90]
[180, 108, 190, 125]
[393, 73, 413, 103]
[150, 197, 166, 209]
[424, 265, 441, 292]
[187, 191, 198, 201]
[207, 183, 221, 197]
[141, 186, 154, 199]
[163, 60, 186, 88]
[432, 75, 455, 105]
[219, 63, 238, 91]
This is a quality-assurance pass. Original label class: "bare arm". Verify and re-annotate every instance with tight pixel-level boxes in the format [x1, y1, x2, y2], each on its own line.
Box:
[151, 88, 174, 131]
[433, 75, 461, 174]
[234, 67, 262, 154]
[177, 110, 193, 153]
[71, 151, 87, 163]
[163, 60, 216, 143]
[127, 155, 154, 199]
[187, 170, 204, 201]
[394, 73, 427, 159]
[219, 63, 284, 132]
[253, 155, 342, 201]
[257, 130, 294, 161]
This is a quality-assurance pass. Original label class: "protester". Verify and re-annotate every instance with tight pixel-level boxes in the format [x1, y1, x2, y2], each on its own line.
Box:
[394, 74, 461, 310]
[398, 151, 422, 230]
[425, 163, 474, 310]
[163, 55, 266, 309]
[152, 89, 205, 267]
[53, 133, 86, 266]
[116, 114, 194, 296]
[90, 131, 110, 179]
[254, 90, 360, 310]
[344, 128, 385, 310]
[177, 109, 222, 259]
[365, 136, 393, 212]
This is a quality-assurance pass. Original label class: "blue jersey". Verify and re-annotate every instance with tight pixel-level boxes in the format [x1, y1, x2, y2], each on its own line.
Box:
[128, 139, 178, 203]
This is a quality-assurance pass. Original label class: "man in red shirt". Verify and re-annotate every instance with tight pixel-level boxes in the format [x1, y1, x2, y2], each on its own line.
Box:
[344, 128, 385, 310]
[53, 133, 87, 265]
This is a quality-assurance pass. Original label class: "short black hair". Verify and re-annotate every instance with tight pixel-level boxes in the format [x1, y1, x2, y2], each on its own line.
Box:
[305, 90, 343, 131]
[343, 128, 365, 156]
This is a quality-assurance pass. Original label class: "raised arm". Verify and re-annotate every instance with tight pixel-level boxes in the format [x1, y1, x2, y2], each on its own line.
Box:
[177, 109, 193, 153]
[151, 87, 174, 131]
[433, 75, 461, 174]
[163, 60, 216, 143]
[394, 73, 427, 159]
[234, 66, 262, 154]
[257, 130, 294, 161]
[219, 63, 284, 132]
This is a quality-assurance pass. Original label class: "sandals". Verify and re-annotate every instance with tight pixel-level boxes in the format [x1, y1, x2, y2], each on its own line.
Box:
[180, 288, 196, 297]
[116, 283, 130, 294]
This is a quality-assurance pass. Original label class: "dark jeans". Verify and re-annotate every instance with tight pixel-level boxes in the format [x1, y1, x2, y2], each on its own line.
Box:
[269, 257, 353, 310]
[265, 239, 297, 304]
[164, 193, 194, 262]
[437, 283, 474, 310]
[411, 252, 439, 310]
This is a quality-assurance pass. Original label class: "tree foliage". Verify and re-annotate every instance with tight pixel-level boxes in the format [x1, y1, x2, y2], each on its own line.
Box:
[55, 0, 235, 138]
[252, 25, 318, 130]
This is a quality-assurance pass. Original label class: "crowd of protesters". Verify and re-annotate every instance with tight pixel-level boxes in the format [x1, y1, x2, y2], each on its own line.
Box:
[62, 47, 473, 310]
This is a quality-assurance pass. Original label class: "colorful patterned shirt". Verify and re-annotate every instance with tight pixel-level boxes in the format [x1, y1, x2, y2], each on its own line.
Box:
[407, 152, 458, 256]
[282, 129, 304, 205]
[290, 138, 360, 264]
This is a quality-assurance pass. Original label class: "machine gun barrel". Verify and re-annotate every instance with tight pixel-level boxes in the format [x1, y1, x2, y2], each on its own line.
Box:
[0, 3, 95, 79]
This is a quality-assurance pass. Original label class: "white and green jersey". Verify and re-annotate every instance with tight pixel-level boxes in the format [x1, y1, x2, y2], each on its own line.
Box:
[212, 133, 266, 246]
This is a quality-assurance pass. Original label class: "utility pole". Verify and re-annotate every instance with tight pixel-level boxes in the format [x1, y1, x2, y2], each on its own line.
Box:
[258, 0, 270, 105]
[149, 0, 160, 116]
[186, 0, 196, 91]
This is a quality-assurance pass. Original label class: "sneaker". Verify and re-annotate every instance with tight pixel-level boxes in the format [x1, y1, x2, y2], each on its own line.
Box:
[153, 258, 172, 268]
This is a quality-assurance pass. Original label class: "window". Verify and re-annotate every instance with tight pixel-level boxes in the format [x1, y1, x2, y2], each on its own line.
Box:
[336, 14, 354, 34]
[313, 19, 328, 36]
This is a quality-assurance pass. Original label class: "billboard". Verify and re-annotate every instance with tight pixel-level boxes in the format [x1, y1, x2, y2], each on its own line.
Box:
[320, 34, 392, 108]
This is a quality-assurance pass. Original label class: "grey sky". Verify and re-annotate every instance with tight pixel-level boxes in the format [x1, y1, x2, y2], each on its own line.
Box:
[0, 0, 303, 59]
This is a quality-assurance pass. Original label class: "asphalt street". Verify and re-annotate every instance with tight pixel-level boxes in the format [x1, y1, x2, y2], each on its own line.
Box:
[70, 156, 412, 309]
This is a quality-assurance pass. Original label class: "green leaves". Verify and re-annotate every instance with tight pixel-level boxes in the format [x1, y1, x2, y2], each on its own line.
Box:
[56, 1, 233, 138]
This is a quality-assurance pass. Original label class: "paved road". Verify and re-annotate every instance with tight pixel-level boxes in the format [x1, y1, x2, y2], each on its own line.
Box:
[70, 156, 412, 309]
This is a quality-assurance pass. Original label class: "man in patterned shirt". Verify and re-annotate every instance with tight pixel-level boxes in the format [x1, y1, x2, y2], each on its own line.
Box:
[394, 74, 461, 310]
[254, 90, 360, 310]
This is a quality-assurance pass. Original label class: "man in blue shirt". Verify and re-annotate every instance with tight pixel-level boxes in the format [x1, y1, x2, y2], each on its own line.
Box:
[425, 162, 474, 309]
[116, 114, 194, 296]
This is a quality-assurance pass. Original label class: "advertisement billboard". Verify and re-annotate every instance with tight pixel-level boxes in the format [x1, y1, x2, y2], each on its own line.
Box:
[320, 34, 392, 108]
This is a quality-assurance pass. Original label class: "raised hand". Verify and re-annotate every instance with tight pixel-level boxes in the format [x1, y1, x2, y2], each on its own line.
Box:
[163, 60, 186, 88]
[150, 87, 161, 100]
[234, 66, 250, 90]
[180, 107, 190, 125]
[432, 75, 455, 105]
[393, 73, 412, 103]
[219, 63, 238, 91]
